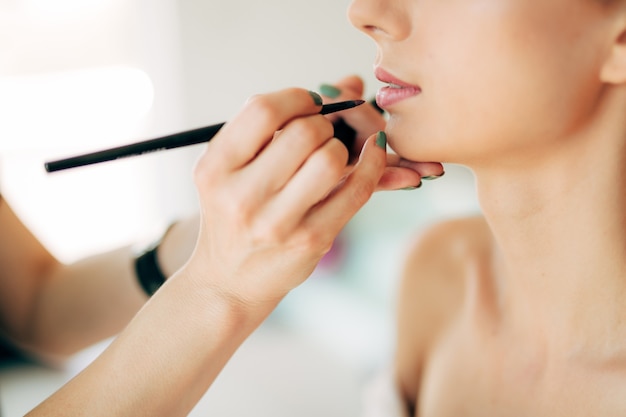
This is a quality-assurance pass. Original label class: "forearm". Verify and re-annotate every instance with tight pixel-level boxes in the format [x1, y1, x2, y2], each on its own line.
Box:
[27, 270, 274, 417]
[25, 216, 199, 356]
[25, 246, 146, 356]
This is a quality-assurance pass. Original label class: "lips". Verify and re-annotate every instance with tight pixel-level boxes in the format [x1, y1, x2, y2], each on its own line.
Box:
[374, 67, 421, 109]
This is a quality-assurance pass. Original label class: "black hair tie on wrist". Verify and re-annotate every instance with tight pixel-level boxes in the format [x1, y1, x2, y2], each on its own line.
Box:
[134, 243, 167, 296]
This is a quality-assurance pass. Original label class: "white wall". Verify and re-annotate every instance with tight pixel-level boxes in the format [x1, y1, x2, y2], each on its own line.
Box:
[176, 0, 377, 125]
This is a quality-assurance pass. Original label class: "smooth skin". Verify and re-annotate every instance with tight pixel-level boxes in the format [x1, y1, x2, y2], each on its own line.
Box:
[0, 86, 442, 416]
[348, 0, 626, 415]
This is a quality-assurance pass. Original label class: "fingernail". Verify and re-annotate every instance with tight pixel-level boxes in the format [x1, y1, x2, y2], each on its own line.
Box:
[421, 172, 445, 180]
[319, 84, 342, 99]
[376, 131, 387, 150]
[400, 182, 422, 191]
[308, 91, 323, 106]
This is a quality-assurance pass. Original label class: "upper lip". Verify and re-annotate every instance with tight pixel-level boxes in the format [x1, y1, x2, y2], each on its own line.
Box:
[374, 67, 420, 89]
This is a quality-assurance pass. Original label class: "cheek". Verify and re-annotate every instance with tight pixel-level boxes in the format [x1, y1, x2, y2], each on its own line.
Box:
[387, 2, 605, 164]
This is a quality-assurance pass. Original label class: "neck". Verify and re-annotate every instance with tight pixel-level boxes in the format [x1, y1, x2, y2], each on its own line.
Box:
[471, 87, 626, 354]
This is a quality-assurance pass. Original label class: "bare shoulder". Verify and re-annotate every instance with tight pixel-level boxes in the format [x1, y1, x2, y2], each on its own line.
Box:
[402, 215, 492, 281]
[394, 215, 492, 406]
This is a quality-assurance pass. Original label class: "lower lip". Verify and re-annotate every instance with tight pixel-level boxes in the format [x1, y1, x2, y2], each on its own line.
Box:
[376, 85, 421, 109]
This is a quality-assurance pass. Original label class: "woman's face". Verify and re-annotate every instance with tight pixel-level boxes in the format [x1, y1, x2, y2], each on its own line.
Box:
[348, 0, 612, 167]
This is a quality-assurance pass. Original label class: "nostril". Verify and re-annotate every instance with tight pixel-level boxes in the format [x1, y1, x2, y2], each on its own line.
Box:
[347, 0, 374, 33]
[348, 1, 410, 41]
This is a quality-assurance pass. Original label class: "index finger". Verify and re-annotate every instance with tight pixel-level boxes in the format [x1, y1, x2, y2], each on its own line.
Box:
[208, 88, 323, 171]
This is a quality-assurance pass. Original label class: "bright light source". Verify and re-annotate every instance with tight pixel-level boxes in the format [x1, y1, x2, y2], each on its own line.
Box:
[0, 66, 154, 151]
[20, 0, 114, 19]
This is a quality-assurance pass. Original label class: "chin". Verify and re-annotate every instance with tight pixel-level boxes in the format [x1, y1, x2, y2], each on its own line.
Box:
[385, 120, 490, 165]
[386, 128, 447, 163]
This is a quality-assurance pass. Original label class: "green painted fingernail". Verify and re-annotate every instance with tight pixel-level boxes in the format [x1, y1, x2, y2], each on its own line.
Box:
[400, 182, 422, 191]
[308, 91, 323, 106]
[319, 84, 342, 99]
[422, 172, 445, 180]
[376, 131, 387, 150]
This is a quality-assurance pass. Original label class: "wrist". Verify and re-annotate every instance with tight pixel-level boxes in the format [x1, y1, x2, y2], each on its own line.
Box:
[181, 259, 285, 320]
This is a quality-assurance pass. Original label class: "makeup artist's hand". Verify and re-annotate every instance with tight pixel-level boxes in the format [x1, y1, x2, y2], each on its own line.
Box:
[23, 89, 394, 417]
[186, 88, 387, 308]
[320, 75, 444, 190]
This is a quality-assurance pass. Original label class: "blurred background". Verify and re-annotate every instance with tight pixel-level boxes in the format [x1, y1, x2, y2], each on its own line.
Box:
[0, 0, 479, 415]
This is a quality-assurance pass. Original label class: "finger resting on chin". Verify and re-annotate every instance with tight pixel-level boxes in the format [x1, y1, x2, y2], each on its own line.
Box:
[397, 159, 445, 178]
[376, 167, 423, 191]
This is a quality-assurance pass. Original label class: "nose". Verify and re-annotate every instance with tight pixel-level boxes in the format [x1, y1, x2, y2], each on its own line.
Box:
[347, 0, 410, 41]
